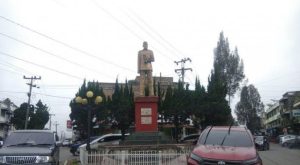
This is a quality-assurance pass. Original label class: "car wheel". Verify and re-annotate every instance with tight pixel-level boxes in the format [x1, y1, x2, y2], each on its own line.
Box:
[282, 143, 287, 147]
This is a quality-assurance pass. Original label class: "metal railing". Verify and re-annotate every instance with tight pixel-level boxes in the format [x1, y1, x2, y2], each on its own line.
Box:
[81, 145, 193, 165]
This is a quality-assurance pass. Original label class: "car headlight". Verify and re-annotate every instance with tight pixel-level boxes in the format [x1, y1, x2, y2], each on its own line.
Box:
[190, 153, 204, 164]
[36, 156, 54, 163]
[0, 156, 6, 163]
[243, 156, 262, 165]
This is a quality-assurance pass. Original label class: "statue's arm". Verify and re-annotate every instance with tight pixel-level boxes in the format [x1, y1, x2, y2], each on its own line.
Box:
[150, 51, 154, 62]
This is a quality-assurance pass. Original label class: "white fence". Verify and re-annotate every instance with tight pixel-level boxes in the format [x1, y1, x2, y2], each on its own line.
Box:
[81, 146, 192, 165]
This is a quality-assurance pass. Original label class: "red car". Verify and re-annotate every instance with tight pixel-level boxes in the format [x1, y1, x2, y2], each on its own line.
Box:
[187, 126, 263, 165]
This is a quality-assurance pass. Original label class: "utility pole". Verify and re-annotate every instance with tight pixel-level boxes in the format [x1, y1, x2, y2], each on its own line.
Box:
[54, 121, 59, 133]
[23, 75, 41, 129]
[49, 113, 55, 130]
[174, 58, 192, 85]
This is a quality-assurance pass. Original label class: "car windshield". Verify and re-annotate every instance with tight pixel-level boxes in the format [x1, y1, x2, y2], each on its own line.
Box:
[4, 132, 54, 147]
[199, 130, 253, 147]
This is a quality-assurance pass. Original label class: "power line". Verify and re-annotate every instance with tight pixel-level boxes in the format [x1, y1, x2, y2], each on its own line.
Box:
[0, 66, 23, 76]
[33, 92, 72, 99]
[0, 91, 26, 94]
[0, 15, 135, 73]
[123, 12, 176, 61]
[129, 10, 184, 59]
[0, 51, 83, 80]
[127, 10, 198, 85]
[0, 32, 115, 79]
[0, 90, 72, 99]
[0, 59, 34, 75]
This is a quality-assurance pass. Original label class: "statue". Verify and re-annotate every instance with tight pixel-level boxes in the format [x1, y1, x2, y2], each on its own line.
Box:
[138, 41, 154, 96]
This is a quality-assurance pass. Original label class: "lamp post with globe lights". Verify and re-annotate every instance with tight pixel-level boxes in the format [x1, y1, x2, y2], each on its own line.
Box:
[75, 91, 102, 152]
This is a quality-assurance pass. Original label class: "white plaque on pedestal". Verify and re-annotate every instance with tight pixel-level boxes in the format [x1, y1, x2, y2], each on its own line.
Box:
[141, 117, 152, 124]
[141, 108, 152, 115]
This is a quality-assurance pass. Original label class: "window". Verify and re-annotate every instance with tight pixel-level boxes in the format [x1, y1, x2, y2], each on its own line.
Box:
[4, 132, 54, 146]
[103, 135, 122, 142]
[199, 130, 253, 147]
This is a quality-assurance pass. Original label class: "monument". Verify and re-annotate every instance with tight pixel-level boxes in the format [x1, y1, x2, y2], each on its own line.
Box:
[122, 42, 172, 145]
[138, 41, 154, 96]
[136, 41, 158, 132]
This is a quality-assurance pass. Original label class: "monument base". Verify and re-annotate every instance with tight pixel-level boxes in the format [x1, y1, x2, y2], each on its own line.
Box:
[135, 96, 158, 132]
[121, 131, 175, 145]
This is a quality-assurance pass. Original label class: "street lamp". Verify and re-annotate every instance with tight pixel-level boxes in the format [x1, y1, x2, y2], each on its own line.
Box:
[75, 91, 102, 152]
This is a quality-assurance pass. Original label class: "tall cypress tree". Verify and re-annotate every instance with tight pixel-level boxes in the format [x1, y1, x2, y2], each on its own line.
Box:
[214, 32, 245, 104]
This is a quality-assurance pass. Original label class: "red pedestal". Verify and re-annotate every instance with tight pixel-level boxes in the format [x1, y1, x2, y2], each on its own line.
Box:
[135, 96, 158, 132]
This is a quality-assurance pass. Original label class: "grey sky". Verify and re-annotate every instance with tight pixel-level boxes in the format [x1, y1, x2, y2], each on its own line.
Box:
[0, 0, 299, 137]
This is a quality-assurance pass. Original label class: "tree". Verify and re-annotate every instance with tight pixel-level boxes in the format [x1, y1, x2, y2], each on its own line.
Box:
[69, 80, 107, 139]
[214, 32, 245, 104]
[192, 77, 207, 129]
[162, 81, 190, 141]
[12, 100, 49, 129]
[235, 84, 264, 132]
[111, 79, 134, 139]
[202, 69, 233, 127]
[28, 100, 50, 129]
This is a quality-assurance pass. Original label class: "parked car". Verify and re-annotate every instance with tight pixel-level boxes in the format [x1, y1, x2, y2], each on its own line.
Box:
[285, 138, 300, 149]
[79, 133, 129, 151]
[254, 135, 269, 151]
[79, 133, 129, 164]
[0, 130, 60, 165]
[187, 126, 262, 165]
[179, 134, 200, 145]
[69, 136, 99, 156]
[281, 135, 300, 147]
[280, 134, 298, 146]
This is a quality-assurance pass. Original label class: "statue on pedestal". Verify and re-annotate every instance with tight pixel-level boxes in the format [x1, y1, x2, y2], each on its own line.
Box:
[138, 41, 154, 96]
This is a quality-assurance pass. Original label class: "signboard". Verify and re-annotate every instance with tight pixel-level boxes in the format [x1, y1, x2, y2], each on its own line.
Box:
[292, 109, 300, 117]
[141, 108, 152, 115]
[141, 117, 152, 124]
[67, 120, 72, 129]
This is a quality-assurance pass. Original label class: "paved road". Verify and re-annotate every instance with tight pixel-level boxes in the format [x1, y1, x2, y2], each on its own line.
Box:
[259, 143, 300, 165]
[60, 146, 80, 164]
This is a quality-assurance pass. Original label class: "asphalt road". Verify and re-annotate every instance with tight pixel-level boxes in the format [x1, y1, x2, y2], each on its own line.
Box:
[259, 143, 300, 165]
[60, 146, 80, 164]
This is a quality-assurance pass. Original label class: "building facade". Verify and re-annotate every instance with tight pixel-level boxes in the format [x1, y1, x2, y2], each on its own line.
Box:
[279, 91, 300, 134]
[265, 102, 280, 136]
[0, 98, 18, 138]
[265, 91, 300, 136]
[99, 76, 176, 98]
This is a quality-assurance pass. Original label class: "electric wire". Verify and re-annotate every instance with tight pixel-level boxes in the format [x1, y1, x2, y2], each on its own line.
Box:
[0, 90, 71, 99]
[0, 15, 135, 73]
[0, 59, 34, 75]
[0, 32, 115, 79]
[90, 0, 175, 63]
[0, 51, 83, 80]
[129, 10, 184, 59]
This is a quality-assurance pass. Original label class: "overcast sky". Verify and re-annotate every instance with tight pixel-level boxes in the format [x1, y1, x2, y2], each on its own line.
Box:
[0, 0, 299, 137]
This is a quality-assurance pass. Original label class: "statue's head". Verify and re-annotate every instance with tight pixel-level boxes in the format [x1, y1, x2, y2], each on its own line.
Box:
[143, 41, 148, 50]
